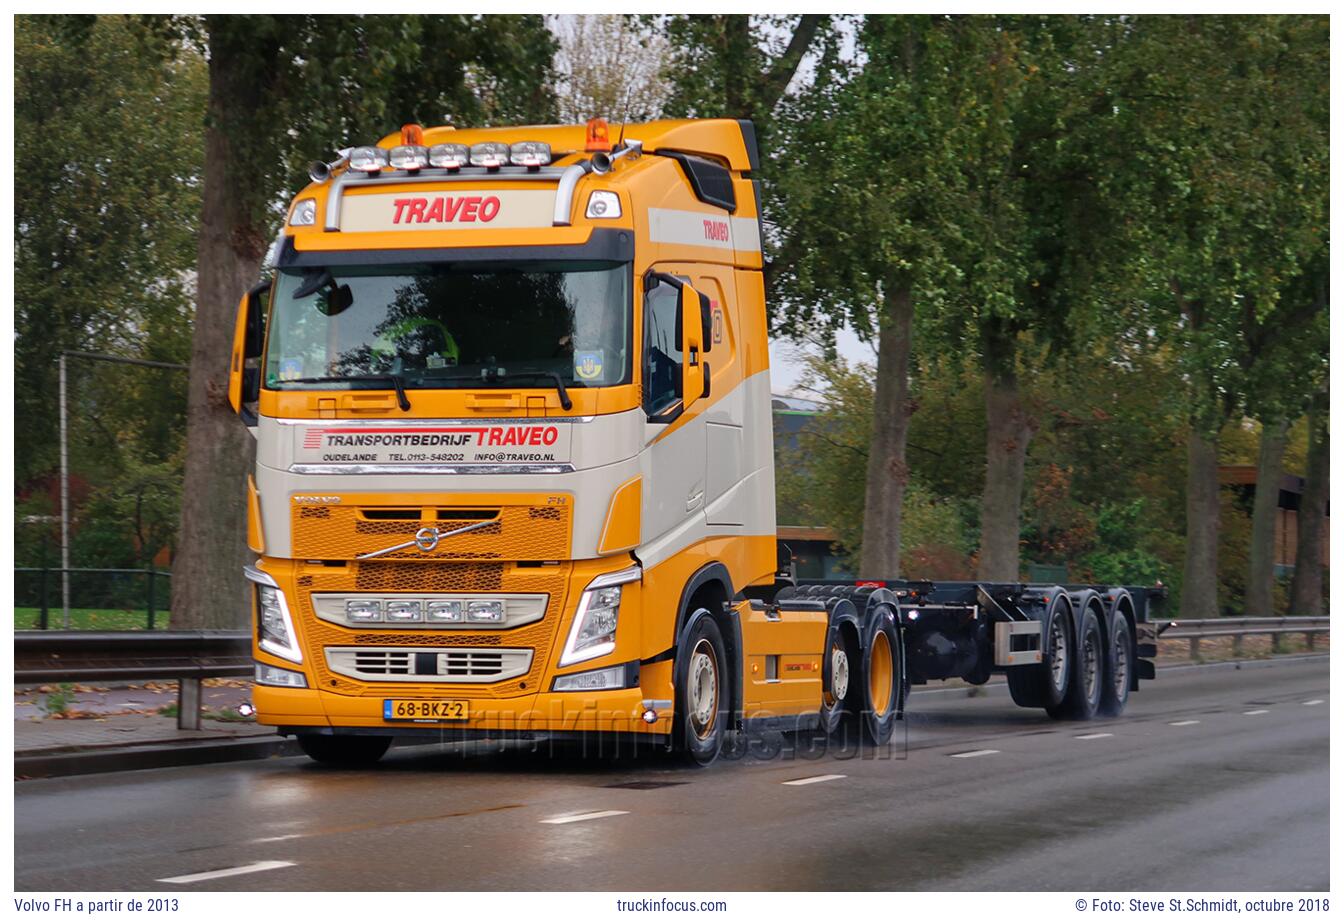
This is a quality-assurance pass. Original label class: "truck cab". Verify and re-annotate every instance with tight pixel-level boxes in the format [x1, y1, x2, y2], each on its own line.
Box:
[230, 118, 823, 764]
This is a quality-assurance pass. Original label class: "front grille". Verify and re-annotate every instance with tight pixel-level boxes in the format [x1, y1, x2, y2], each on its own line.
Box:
[326, 646, 533, 683]
[298, 561, 570, 698]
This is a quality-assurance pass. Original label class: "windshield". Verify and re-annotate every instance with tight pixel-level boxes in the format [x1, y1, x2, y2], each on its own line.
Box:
[263, 261, 630, 390]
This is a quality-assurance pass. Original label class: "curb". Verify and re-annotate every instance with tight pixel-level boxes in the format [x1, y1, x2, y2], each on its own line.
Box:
[15, 734, 300, 780]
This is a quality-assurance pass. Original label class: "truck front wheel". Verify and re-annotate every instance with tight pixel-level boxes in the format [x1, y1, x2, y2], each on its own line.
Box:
[672, 613, 728, 766]
[297, 734, 392, 766]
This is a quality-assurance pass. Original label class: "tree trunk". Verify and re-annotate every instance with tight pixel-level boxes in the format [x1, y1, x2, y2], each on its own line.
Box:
[858, 281, 913, 580]
[977, 324, 1033, 583]
[1180, 426, 1221, 618]
[1246, 417, 1289, 616]
[1289, 391, 1329, 615]
[170, 26, 268, 628]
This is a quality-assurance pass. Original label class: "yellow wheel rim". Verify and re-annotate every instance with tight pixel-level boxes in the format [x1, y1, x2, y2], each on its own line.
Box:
[868, 631, 894, 717]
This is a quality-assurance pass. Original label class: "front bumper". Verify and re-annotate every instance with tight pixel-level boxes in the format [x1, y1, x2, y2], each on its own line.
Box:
[253, 684, 671, 735]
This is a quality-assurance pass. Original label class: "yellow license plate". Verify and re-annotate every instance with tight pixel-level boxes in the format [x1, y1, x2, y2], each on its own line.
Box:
[383, 699, 469, 722]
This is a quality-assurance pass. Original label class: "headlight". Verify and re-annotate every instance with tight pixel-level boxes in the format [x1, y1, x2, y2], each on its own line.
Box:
[509, 141, 551, 168]
[245, 566, 302, 664]
[255, 662, 307, 688]
[429, 143, 469, 169]
[586, 190, 621, 219]
[289, 198, 317, 226]
[346, 599, 382, 623]
[559, 566, 640, 667]
[349, 146, 387, 173]
[385, 600, 423, 623]
[468, 600, 504, 623]
[552, 662, 637, 692]
[389, 144, 429, 170]
[427, 600, 463, 623]
[470, 142, 510, 168]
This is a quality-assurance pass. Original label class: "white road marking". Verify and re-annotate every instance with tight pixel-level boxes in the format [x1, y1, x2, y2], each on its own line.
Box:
[1303, 699, 1324, 706]
[251, 834, 304, 843]
[950, 749, 1000, 758]
[781, 774, 847, 786]
[1169, 720, 1200, 726]
[1244, 709, 1269, 715]
[158, 861, 295, 884]
[1075, 732, 1113, 740]
[539, 810, 629, 825]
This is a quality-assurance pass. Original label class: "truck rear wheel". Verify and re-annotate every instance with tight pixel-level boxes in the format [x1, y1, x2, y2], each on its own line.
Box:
[1007, 597, 1072, 711]
[672, 613, 728, 766]
[852, 607, 901, 746]
[1099, 613, 1132, 717]
[1049, 609, 1103, 720]
[298, 734, 392, 766]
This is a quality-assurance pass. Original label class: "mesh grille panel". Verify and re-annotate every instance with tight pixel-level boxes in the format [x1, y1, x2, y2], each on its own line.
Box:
[291, 502, 569, 561]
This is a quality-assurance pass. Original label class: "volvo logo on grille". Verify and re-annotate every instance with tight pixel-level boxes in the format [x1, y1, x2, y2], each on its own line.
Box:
[356, 519, 495, 560]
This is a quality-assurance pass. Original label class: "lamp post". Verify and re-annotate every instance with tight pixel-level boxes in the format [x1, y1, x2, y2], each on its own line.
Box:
[58, 350, 188, 628]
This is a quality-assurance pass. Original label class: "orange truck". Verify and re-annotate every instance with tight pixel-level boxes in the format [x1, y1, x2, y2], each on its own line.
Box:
[229, 118, 1163, 766]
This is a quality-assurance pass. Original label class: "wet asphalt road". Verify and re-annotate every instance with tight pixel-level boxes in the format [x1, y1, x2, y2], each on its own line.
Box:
[14, 657, 1328, 892]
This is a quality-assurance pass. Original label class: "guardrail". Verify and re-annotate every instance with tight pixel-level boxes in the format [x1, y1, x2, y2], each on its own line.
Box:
[1163, 616, 1330, 657]
[14, 631, 251, 730]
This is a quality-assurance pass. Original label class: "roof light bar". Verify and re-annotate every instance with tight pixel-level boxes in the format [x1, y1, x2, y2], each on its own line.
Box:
[389, 144, 429, 170]
[510, 141, 551, 168]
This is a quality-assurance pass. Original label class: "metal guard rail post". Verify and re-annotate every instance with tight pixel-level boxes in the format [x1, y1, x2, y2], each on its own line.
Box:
[14, 631, 251, 731]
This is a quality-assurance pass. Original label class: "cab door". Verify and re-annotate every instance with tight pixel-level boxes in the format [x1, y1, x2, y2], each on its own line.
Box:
[639, 266, 709, 551]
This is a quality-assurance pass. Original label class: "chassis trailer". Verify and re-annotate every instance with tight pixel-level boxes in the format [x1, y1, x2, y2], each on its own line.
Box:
[227, 117, 1164, 766]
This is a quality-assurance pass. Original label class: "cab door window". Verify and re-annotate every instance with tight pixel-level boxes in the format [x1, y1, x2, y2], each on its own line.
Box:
[643, 280, 683, 417]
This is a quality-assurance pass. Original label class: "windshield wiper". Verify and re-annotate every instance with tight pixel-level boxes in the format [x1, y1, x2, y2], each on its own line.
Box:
[483, 368, 573, 411]
[288, 375, 411, 411]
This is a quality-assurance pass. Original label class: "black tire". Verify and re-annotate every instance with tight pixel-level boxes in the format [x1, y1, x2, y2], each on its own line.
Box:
[298, 734, 392, 766]
[818, 621, 857, 736]
[1007, 597, 1073, 711]
[1099, 613, 1133, 717]
[672, 612, 729, 766]
[851, 606, 901, 746]
[1049, 609, 1103, 721]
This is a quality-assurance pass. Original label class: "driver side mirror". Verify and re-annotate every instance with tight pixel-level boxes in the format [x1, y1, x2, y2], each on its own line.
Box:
[228, 280, 271, 427]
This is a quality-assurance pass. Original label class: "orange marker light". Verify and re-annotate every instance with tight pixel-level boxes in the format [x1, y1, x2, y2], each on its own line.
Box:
[401, 123, 425, 146]
[585, 117, 611, 152]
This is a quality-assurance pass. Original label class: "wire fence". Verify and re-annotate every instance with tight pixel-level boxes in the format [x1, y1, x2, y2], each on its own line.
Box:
[14, 567, 171, 630]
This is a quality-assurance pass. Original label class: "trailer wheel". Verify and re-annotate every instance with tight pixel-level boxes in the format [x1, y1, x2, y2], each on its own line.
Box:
[672, 613, 728, 766]
[1049, 609, 1103, 721]
[298, 735, 392, 766]
[1099, 614, 1132, 717]
[853, 607, 902, 746]
[1007, 597, 1072, 711]
[818, 623, 857, 736]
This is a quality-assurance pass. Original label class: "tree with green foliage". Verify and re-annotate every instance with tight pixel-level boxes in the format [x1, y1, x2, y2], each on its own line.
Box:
[15, 15, 204, 494]
[1106, 15, 1328, 616]
[173, 14, 559, 628]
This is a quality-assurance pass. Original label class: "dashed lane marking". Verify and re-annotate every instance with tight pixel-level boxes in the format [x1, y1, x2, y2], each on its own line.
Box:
[1303, 699, 1325, 706]
[539, 810, 629, 825]
[781, 774, 846, 786]
[1169, 720, 1200, 726]
[950, 749, 1000, 758]
[1075, 733, 1113, 740]
[158, 861, 295, 884]
[1244, 709, 1269, 715]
